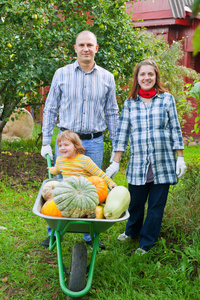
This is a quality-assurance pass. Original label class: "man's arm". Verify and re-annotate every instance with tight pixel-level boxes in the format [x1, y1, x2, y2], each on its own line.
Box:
[41, 70, 60, 159]
[104, 74, 119, 148]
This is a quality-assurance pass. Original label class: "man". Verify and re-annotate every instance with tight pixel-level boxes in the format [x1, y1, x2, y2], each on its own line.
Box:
[41, 30, 119, 249]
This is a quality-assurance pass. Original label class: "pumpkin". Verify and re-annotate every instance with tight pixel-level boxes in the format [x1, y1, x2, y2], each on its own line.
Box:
[53, 176, 99, 218]
[87, 176, 108, 204]
[94, 205, 104, 219]
[41, 180, 59, 202]
[103, 186, 130, 219]
[41, 198, 64, 217]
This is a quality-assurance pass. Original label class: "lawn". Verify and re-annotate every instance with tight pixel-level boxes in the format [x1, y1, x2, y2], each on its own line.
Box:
[0, 127, 200, 300]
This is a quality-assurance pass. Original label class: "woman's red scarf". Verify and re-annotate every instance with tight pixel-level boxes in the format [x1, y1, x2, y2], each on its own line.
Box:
[138, 87, 156, 98]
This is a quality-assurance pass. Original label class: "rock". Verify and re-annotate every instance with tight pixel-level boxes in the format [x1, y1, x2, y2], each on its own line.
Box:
[188, 141, 198, 146]
[2, 108, 34, 140]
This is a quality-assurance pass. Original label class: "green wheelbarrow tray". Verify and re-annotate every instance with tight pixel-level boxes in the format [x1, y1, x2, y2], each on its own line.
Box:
[33, 178, 130, 298]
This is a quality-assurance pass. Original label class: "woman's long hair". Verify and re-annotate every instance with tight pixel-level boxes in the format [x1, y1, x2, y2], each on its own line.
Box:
[129, 60, 167, 99]
[57, 130, 85, 154]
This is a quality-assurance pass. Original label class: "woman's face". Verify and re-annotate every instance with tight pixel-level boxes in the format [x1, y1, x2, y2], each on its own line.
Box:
[137, 65, 156, 91]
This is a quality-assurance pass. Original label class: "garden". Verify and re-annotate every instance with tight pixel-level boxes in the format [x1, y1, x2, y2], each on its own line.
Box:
[1, 0, 200, 299]
[0, 125, 200, 300]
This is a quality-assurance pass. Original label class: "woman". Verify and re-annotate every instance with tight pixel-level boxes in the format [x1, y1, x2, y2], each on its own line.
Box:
[106, 60, 186, 254]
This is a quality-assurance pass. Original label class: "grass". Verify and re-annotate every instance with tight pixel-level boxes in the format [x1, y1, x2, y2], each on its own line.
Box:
[1, 124, 59, 153]
[0, 125, 200, 299]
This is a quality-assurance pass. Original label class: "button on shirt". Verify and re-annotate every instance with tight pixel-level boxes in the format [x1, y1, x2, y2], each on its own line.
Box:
[42, 60, 119, 146]
[114, 93, 184, 185]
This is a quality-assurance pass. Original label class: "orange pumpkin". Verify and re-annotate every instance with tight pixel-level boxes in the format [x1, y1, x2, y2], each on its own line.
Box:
[87, 176, 108, 204]
[41, 198, 64, 217]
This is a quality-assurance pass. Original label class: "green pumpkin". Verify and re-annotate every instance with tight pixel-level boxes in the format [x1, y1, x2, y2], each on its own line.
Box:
[53, 176, 99, 218]
[103, 186, 130, 219]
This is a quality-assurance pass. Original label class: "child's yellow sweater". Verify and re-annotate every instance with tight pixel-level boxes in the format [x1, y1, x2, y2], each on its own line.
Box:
[49, 153, 115, 189]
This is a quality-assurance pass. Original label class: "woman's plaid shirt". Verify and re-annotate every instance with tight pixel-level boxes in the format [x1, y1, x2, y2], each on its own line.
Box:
[114, 93, 184, 185]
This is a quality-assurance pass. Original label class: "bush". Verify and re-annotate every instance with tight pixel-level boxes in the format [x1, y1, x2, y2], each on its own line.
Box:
[164, 157, 200, 236]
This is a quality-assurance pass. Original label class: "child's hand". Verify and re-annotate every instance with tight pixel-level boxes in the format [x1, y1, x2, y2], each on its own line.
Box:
[110, 184, 117, 190]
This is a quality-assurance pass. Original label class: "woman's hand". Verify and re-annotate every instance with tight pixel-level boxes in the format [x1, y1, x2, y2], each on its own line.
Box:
[176, 156, 187, 178]
[106, 161, 119, 178]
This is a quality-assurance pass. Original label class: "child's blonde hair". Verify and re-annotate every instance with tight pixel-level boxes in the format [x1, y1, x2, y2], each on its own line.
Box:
[57, 130, 85, 154]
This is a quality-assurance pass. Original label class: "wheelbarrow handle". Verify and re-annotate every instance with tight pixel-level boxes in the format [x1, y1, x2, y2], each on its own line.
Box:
[46, 154, 53, 179]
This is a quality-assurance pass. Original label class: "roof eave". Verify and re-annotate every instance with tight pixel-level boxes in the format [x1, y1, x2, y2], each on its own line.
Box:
[133, 17, 191, 27]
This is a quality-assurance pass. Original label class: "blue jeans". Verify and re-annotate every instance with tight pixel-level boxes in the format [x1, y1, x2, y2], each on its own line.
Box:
[81, 136, 104, 242]
[48, 131, 104, 241]
[125, 182, 170, 251]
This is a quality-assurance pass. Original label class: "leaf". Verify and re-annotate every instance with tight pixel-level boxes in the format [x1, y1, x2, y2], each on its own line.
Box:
[2, 277, 8, 282]
[0, 226, 7, 230]
[195, 116, 200, 122]
[191, 0, 200, 16]
[192, 24, 200, 56]
[194, 123, 200, 134]
[190, 82, 200, 99]
[51, 292, 59, 299]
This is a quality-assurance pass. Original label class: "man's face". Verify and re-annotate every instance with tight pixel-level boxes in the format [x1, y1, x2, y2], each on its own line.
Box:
[74, 33, 99, 65]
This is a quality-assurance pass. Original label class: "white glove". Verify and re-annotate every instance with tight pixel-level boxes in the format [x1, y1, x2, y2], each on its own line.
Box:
[176, 156, 186, 178]
[41, 145, 53, 160]
[110, 150, 115, 163]
[106, 161, 119, 179]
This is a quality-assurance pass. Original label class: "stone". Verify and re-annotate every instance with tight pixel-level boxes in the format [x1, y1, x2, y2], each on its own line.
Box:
[188, 141, 198, 146]
[2, 108, 34, 140]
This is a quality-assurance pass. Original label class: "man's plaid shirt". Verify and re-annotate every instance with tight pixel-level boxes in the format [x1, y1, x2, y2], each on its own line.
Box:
[114, 92, 184, 185]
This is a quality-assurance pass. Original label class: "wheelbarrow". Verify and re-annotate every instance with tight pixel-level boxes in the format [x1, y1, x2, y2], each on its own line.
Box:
[32, 154, 129, 299]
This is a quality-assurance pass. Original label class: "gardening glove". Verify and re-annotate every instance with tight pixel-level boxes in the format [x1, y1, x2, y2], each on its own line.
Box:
[41, 145, 53, 160]
[106, 161, 119, 179]
[110, 150, 115, 163]
[176, 156, 187, 178]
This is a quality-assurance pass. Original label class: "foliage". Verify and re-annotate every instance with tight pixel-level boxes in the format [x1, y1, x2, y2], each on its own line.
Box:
[1, 129, 200, 299]
[165, 156, 200, 237]
[190, 0, 200, 134]
[0, 0, 144, 146]
[190, 82, 200, 133]
[192, 0, 200, 55]
[136, 33, 200, 124]
[179, 82, 200, 134]
[1, 149, 200, 299]
[1, 0, 200, 147]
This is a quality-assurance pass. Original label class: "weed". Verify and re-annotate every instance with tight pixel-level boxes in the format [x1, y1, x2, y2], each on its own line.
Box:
[0, 126, 200, 299]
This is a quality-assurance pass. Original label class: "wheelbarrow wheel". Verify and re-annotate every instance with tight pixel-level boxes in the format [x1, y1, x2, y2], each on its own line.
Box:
[67, 242, 87, 300]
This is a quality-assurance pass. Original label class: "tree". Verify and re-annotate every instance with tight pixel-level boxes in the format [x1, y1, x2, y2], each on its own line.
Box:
[190, 0, 200, 134]
[0, 0, 144, 148]
[192, 0, 200, 55]
[0, 0, 199, 150]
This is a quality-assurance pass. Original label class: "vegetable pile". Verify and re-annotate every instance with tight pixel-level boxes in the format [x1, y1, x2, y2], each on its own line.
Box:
[40, 176, 130, 219]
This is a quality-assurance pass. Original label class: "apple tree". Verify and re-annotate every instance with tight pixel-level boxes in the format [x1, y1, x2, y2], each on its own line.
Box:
[192, 0, 200, 55]
[0, 0, 142, 145]
[0, 0, 198, 149]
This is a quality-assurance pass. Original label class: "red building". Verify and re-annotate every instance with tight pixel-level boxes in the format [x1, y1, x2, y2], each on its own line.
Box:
[126, 0, 200, 139]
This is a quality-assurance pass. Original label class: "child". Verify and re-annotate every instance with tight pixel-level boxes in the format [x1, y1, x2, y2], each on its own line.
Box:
[48, 130, 117, 190]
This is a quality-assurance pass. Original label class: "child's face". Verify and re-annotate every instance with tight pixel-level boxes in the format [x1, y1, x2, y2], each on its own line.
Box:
[58, 139, 77, 159]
